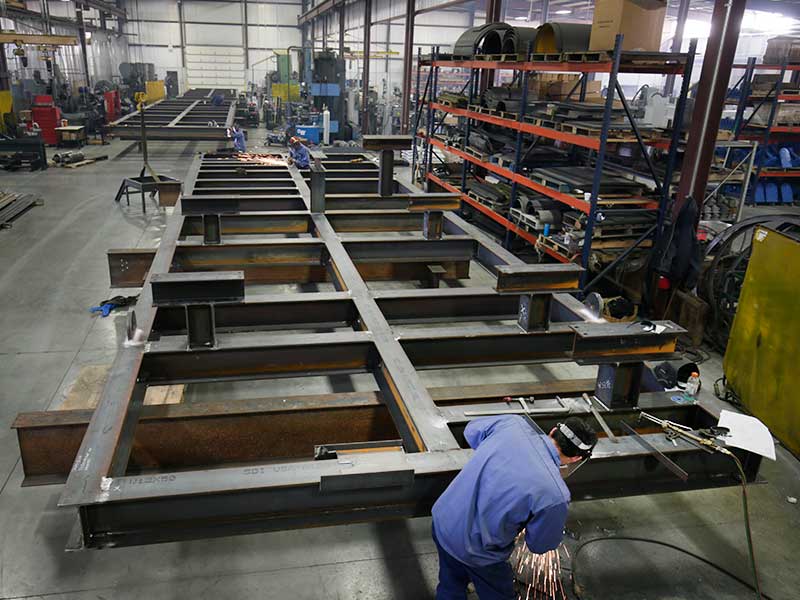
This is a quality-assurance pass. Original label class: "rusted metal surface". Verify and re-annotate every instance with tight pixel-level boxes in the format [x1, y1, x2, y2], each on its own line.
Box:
[29, 146, 759, 550]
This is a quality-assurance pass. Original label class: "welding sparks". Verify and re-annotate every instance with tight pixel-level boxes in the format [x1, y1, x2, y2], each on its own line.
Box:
[510, 530, 568, 600]
[232, 153, 287, 166]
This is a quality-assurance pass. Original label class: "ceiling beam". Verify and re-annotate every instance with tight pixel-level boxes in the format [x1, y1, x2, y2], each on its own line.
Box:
[82, 0, 127, 20]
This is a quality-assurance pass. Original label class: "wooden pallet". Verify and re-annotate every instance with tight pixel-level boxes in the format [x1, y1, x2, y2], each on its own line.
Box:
[438, 97, 467, 108]
[562, 51, 608, 63]
[474, 54, 519, 62]
[465, 146, 490, 161]
[468, 190, 507, 210]
[527, 170, 572, 193]
[537, 234, 577, 259]
[530, 53, 562, 62]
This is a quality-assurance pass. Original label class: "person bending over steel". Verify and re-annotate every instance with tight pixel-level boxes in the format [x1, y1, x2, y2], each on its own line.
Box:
[287, 136, 310, 169]
[432, 415, 597, 600]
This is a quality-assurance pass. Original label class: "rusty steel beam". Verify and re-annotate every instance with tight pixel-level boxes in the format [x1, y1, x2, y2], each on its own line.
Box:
[675, 0, 747, 215]
[46, 149, 760, 551]
[14, 380, 599, 486]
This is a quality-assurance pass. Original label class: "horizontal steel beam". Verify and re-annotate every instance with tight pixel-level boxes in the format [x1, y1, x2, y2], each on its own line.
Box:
[14, 380, 599, 485]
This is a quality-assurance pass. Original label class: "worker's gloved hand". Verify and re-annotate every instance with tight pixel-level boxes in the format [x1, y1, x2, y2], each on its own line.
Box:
[89, 303, 115, 317]
[89, 295, 138, 318]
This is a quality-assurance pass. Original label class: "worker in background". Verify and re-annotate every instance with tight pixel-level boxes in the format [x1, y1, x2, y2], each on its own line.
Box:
[287, 136, 310, 169]
[229, 122, 246, 152]
[211, 92, 225, 106]
[432, 415, 597, 600]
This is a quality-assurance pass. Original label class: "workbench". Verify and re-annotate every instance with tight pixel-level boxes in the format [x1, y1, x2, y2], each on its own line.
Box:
[55, 126, 86, 148]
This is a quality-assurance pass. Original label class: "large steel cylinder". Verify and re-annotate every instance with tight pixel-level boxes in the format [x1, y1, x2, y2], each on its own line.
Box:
[535, 22, 592, 53]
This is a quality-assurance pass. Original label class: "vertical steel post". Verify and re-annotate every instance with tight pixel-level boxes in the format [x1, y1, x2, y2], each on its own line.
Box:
[675, 0, 747, 217]
[657, 39, 697, 236]
[664, 0, 690, 96]
[505, 42, 533, 249]
[749, 62, 787, 205]
[378, 149, 394, 197]
[424, 46, 439, 192]
[178, 0, 187, 83]
[339, 2, 346, 58]
[361, 0, 372, 135]
[580, 34, 623, 287]
[411, 47, 423, 182]
[242, 0, 250, 70]
[76, 6, 91, 88]
[733, 57, 756, 138]
[310, 162, 327, 212]
[400, 0, 416, 134]
[460, 67, 477, 194]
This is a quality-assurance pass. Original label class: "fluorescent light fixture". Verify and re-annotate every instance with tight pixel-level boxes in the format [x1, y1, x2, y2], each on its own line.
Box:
[514, 16, 528, 21]
[554, 9, 572, 15]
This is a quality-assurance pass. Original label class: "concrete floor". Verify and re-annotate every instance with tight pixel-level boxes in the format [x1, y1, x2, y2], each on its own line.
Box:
[0, 137, 798, 600]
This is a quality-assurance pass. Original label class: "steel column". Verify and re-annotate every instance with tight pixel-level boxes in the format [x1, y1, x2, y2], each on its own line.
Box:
[400, 0, 416, 134]
[76, 5, 91, 87]
[361, 0, 372, 134]
[675, 0, 747, 217]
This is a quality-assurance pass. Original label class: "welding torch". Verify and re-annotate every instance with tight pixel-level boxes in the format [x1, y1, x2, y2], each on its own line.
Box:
[638, 411, 734, 457]
[638, 411, 763, 599]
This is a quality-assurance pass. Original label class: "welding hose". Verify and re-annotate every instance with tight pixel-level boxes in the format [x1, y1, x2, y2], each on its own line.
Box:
[571, 449, 766, 599]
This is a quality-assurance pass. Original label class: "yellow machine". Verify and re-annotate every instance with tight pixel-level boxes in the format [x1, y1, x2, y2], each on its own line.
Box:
[145, 80, 166, 102]
[724, 227, 800, 455]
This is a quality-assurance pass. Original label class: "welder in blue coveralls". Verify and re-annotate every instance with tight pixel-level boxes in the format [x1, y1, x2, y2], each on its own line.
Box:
[287, 136, 310, 168]
[432, 415, 597, 600]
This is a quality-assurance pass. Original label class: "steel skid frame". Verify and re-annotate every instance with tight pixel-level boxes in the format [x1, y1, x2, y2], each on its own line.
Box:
[20, 141, 761, 549]
[108, 89, 237, 141]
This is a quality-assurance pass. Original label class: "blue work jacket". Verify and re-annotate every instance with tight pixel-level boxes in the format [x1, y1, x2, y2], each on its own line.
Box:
[432, 415, 570, 567]
[289, 144, 310, 168]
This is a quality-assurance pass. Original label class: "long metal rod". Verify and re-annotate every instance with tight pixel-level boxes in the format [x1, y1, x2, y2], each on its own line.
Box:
[619, 421, 689, 481]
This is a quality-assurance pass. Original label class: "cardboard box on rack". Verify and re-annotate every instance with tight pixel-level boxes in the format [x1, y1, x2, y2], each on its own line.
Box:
[589, 0, 667, 52]
[528, 73, 580, 99]
[547, 80, 601, 100]
[763, 36, 800, 64]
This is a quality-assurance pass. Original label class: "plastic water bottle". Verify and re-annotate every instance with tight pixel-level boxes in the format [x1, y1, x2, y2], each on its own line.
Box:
[685, 372, 700, 397]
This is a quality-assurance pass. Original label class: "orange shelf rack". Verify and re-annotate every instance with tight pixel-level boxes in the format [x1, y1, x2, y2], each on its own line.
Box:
[414, 37, 696, 283]
[426, 171, 570, 263]
[420, 135, 659, 213]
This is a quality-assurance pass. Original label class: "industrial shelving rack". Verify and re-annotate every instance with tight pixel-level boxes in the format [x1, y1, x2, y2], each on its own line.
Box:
[731, 59, 800, 203]
[413, 35, 696, 286]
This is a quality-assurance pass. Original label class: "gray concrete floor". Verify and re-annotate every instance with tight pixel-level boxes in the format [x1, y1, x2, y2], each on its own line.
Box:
[0, 137, 798, 600]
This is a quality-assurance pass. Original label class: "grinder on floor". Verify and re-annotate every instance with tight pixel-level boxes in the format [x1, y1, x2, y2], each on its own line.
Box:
[432, 415, 597, 600]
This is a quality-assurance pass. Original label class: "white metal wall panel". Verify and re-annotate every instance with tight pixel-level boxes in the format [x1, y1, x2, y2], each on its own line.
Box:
[185, 23, 244, 46]
[185, 46, 246, 90]
[248, 3, 301, 27]
[183, 1, 242, 24]
[124, 21, 181, 47]
[120, 0, 179, 21]
[247, 25, 302, 50]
